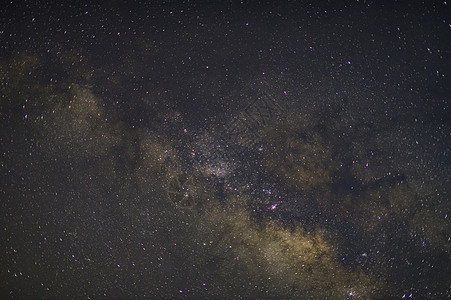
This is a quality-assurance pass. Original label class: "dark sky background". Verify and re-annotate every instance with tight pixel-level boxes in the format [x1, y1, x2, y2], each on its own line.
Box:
[1, 0, 450, 299]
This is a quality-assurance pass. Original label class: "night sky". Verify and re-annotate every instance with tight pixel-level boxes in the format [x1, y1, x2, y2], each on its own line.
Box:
[1, 1, 450, 299]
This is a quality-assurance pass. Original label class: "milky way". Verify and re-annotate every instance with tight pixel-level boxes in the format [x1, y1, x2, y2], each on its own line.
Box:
[1, 1, 449, 299]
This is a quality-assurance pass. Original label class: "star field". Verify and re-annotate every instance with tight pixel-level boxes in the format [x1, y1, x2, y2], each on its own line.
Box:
[1, 1, 450, 299]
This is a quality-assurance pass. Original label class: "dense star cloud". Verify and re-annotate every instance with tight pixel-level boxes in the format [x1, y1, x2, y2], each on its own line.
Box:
[1, 1, 449, 299]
